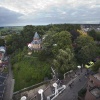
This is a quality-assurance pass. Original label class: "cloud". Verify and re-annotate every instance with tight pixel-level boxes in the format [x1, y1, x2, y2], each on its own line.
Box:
[0, 7, 23, 26]
[0, 0, 100, 26]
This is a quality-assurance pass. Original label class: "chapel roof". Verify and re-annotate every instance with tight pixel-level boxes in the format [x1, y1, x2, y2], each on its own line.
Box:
[33, 32, 39, 39]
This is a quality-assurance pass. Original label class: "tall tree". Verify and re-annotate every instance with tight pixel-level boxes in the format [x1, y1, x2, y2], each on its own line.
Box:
[75, 35, 94, 50]
[52, 31, 73, 56]
[42, 31, 73, 58]
[0, 38, 5, 46]
[53, 48, 75, 79]
[87, 30, 96, 39]
[77, 43, 99, 64]
[91, 60, 100, 72]
[75, 35, 99, 64]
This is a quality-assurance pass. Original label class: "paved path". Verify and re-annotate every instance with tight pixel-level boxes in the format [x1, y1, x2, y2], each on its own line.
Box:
[54, 69, 87, 100]
[3, 58, 14, 100]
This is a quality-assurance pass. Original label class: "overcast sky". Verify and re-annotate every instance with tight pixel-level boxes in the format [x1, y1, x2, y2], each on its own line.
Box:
[0, 0, 100, 26]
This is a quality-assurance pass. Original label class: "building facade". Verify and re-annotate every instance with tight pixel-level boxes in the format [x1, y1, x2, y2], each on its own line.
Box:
[28, 32, 42, 52]
[0, 46, 8, 67]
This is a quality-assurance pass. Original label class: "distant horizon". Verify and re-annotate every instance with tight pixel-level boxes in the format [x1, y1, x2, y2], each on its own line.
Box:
[0, 23, 100, 27]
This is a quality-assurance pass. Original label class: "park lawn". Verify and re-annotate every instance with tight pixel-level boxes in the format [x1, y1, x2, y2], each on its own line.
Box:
[13, 57, 51, 91]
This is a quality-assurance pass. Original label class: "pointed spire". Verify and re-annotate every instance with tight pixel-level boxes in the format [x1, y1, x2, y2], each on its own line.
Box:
[33, 32, 39, 39]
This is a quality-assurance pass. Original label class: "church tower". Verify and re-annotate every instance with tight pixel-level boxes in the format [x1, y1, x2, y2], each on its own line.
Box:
[28, 32, 42, 52]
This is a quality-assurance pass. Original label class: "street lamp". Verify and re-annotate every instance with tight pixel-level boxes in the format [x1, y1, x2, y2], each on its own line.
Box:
[77, 65, 81, 69]
[77, 65, 82, 72]
[53, 83, 58, 96]
[20, 96, 27, 100]
[38, 89, 44, 100]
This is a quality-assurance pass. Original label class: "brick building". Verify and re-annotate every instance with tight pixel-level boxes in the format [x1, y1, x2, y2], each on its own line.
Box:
[85, 71, 100, 100]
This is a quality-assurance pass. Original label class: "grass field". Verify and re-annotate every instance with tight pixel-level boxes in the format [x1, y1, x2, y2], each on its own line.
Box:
[0, 26, 23, 34]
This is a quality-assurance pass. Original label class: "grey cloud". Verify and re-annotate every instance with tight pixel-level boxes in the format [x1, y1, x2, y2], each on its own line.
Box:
[17, 4, 100, 25]
[23, 5, 100, 25]
[0, 7, 23, 26]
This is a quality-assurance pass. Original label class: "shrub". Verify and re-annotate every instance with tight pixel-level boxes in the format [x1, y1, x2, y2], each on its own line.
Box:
[91, 60, 100, 72]
[78, 88, 87, 97]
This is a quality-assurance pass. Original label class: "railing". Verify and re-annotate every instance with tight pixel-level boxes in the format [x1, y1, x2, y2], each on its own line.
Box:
[47, 85, 66, 100]
[13, 80, 50, 95]
[63, 70, 73, 79]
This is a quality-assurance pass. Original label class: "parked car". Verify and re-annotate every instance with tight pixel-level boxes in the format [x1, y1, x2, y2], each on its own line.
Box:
[85, 61, 94, 68]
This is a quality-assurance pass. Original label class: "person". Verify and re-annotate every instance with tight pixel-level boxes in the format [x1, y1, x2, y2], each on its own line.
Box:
[72, 81, 74, 86]
[85, 73, 87, 78]
[78, 73, 80, 75]
[60, 80, 63, 86]
[69, 84, 71, 88]
[79, 78, 81, 82]
[34, 95, 37, 99]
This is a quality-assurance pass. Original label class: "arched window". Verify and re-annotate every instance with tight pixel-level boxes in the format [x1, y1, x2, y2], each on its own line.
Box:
[35, 41, 37, 44]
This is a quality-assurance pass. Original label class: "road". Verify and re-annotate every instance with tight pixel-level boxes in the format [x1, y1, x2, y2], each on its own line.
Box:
[3, 58, 14, 100]
[54, 69, 87, 100]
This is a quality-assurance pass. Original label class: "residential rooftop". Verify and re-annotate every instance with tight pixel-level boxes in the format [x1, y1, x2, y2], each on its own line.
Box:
[90, 87, 100, 98]
[94, 73, 100, 81]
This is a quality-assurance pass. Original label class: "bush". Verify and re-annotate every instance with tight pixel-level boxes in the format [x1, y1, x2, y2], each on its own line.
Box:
[91, 60, 100, 72]
[78, 88, 87, 97]
[13, 57, 52, 91]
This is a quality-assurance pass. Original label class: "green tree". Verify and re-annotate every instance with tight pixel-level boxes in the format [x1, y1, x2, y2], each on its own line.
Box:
[75, 35, 94, 50]
[0, 38, 5, 46]
[21, 25, 37, 46]
[42, 30, 55, 58]
[87, 30, 96, 39]
[88, 30, 100, 41]
[53, 31, 72, 50]
[5, 34, 24, 54]
[70, 30, 80, 42]
[91, 60, 100, 72]
[77, 43, 99, 64]
[75, 35, 99, 64]
[42, 31, 73, 58]
[53, 48, 75, 79]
